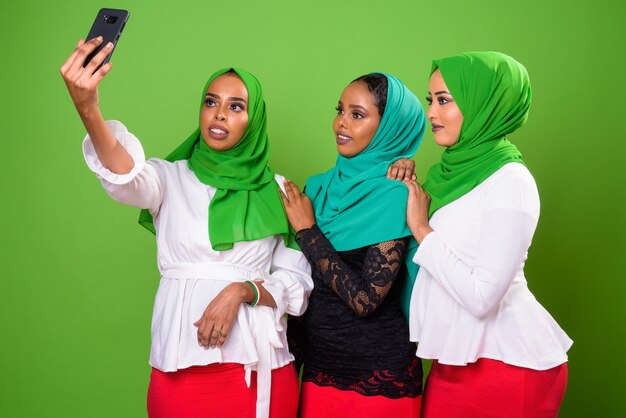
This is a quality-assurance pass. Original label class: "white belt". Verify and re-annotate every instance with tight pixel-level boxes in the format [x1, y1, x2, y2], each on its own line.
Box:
[161, 263, 280, 418]
[161, 262, 259, 281]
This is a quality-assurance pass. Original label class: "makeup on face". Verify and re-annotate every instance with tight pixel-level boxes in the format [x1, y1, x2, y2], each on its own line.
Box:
[199, 73, 249, 151]
[426, 69, 463, 147]
[333, 81, 381, 157]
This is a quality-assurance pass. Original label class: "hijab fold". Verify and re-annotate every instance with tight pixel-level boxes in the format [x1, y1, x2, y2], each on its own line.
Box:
[139, 67, 295, 251]
[423, 52, 531, 216]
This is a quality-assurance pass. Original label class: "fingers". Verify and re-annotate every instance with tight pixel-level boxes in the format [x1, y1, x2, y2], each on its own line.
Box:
[283, 179, 302, 201]
[387, 165, 399, 179]
[90, 62, 113, 85]
[66, 37, 104, 76]
[84, 41, 114, 76]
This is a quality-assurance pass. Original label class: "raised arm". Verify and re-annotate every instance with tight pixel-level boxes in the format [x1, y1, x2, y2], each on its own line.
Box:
[60, 38, 134, 174]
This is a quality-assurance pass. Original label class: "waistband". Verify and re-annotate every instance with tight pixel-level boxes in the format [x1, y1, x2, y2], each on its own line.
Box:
[160, 263, 261, 281]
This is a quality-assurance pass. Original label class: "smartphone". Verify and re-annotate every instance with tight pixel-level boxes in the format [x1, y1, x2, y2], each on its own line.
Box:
[83, 8, 130, 68]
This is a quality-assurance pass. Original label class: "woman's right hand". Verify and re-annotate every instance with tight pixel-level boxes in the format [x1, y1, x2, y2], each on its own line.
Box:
[60, 37, 114, 118]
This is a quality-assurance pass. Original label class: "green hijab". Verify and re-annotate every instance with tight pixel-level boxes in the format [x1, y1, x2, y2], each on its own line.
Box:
[139, 67, 294, 251]
[423, 51, 531, 216]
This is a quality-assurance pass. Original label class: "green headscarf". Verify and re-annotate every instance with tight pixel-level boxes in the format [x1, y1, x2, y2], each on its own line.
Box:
[305, 73, 426, 317]
[423, 51, 531, 216]
[139, 67, 295, 251]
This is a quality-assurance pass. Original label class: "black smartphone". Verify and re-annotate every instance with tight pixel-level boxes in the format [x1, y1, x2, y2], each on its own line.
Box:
[83, 8, 129, 68]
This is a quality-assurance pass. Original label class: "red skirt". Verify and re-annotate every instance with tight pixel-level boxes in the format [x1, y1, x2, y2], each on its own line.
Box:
[299, 382, 422, 418]
[147, 362, 298, 418]
[422, 358, 568, 418]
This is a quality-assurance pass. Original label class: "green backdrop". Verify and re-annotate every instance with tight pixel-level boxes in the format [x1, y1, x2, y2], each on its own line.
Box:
[1, 0, 624, 416]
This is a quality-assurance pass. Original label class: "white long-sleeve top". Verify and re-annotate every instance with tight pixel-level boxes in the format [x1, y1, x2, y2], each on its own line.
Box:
[83, 121, 313, 418]
[409, 162, 572, 370]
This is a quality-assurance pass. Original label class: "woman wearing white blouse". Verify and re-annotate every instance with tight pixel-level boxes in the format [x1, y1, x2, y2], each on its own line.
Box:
[404, 52, 572, 418]
[61, 38, 312, 418]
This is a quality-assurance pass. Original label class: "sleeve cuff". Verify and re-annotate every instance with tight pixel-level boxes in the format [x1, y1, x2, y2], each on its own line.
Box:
[82, 120, 146, 185]
[413, 230, 437, 267]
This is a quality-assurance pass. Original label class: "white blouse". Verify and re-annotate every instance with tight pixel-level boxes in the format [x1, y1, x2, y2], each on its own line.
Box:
[83, 120, 313, 418]
[409, 163, 572, 370]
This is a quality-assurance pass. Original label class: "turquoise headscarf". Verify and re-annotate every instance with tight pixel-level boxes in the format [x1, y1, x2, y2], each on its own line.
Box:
[306, 73, 426, 316]
[139, 67, 295, 250]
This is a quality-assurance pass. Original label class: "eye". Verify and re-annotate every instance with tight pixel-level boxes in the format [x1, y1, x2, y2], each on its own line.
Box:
[335, 106, 344, 115]
[230, 103, 245, 112]
[425, 96, 433, 106]
[438, 97, 450, 105]
[351, 112, 365, 119]
[204, 98, 217, 107]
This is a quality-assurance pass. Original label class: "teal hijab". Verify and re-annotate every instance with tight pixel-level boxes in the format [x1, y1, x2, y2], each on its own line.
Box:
[139, 67, 295, 250]
[306, 73, 426, 316]
[424, 52, 531, 216]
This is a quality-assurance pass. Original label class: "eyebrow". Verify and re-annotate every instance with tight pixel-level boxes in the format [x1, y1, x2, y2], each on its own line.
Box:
[338, 101, 368, 111]
[429, 90, 451, 95]
[205, 92, 247, 103]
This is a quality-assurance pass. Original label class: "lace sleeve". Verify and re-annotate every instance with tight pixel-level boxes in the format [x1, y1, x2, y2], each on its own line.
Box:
[296, 224, 408, 317]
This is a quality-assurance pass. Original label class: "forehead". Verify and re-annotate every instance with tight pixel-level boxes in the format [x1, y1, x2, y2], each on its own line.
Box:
[429, 69, 448, 90]
[206, 74, 248, 99]
[340, 81, 376, 106]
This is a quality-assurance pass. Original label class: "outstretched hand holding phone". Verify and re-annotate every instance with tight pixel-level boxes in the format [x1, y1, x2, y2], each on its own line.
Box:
[60, 37, 133, 174]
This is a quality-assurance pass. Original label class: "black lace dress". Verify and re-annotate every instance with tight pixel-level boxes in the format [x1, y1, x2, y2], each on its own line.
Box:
[288, 224, 422, 398]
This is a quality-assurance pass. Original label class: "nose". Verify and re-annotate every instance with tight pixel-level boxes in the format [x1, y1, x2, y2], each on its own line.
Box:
[426, 105, 436, 122]
[215, 107, 227, 121]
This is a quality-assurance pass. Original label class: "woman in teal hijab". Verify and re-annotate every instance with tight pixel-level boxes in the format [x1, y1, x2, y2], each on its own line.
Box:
[61, 38, 313, 418]
[404, 52, 572, 418]
[281, 73, 426, 417]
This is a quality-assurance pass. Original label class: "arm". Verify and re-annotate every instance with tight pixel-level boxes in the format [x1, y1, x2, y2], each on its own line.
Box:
[407, 170, 539, 318]
[297, 225, 408, 317]
[60, 38, 134, 174]
[196, 235, 313, 350]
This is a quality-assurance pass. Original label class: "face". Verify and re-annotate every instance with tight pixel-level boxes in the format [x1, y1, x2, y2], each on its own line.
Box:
[333, 81, 381, 157]
[199, 73, 249, 151]
[426, 69, 464, 147]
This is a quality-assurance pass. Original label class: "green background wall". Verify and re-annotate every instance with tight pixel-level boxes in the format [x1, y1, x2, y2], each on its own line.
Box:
[1, 0, 624, 416]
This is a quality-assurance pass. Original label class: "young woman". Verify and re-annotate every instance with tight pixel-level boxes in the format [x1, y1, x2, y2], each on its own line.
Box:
[281, 73, 426, 418]
[404, 51, 573, 418]
[60, 37, 313, 418]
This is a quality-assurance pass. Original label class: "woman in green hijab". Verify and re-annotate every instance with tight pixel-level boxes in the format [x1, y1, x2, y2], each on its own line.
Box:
[404, 52, 572, 418]
[61, 39, 313, 418]
[281, 73, 426, 417]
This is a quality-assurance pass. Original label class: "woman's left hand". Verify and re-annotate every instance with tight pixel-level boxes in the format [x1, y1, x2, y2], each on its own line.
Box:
[404, 179, 433, 244]
[280, 180, 316, 232]
[194, 283, 249, 349]
[388, 158, 417, 181]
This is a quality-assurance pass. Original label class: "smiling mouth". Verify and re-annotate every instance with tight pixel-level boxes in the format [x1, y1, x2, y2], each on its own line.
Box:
[336, 132, 352, 145]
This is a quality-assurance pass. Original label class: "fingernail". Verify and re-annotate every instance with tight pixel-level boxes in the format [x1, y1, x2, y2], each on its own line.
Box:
[96, 36, 103, 41]
[106, 42, 113, 48]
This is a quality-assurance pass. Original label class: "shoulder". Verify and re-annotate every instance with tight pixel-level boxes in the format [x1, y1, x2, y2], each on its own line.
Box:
[482, 162, 539, 213]
[273, 173, 287, 195]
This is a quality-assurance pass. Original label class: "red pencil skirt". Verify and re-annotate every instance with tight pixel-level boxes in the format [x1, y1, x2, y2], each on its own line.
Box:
[422, 358, 568, 418]
[147, 362, 299, 418]
[299, 382, 422, 418]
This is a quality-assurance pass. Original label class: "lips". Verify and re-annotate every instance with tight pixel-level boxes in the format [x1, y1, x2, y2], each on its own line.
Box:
[431, 123, 443, 133]
[208, 124, 229, 140]
[336, 131, 352, 145]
